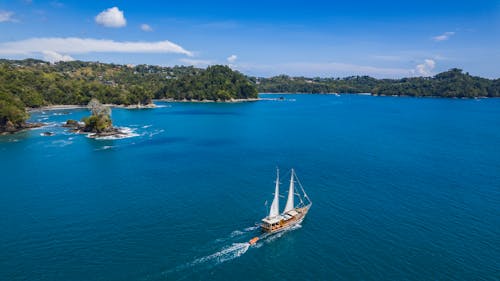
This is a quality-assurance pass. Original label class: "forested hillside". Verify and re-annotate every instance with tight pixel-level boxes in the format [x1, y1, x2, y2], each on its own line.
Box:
[256, 69, 500, 97]
[0, 59, 258, 133]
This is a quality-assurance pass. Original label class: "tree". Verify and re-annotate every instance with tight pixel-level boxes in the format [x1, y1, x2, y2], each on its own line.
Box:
[0, 92, 29, 131]
[82, 99, 113, 133]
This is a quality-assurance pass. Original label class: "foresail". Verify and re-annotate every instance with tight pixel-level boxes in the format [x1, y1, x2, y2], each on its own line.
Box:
[284, 169, 295, 213]
[269, 169, 280, 218]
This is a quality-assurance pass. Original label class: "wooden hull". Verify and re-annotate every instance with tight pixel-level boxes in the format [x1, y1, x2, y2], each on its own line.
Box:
[261, 205, 311, 233]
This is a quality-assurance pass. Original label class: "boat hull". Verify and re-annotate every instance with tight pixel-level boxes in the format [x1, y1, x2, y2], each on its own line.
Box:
[261, 204, 311, 234]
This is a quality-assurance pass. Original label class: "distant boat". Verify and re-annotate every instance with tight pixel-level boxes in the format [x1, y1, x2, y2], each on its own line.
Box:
[261, 168, 312, 233]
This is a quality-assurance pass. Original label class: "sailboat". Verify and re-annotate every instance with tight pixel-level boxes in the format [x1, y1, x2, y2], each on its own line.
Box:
[261, 168, 312, 233]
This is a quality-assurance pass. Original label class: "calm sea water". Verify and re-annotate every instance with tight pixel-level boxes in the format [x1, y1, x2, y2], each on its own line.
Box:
[1, 94, 499, 281]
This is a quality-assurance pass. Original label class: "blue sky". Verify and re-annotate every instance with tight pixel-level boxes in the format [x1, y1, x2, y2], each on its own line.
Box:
[0, 0, 498, 78]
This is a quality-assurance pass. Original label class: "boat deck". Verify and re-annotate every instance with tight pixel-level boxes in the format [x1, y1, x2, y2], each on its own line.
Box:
[261, 205, 311, 233]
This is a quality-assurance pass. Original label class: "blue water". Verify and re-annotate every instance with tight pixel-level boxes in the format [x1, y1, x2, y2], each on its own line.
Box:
[1, 94, 499, 281]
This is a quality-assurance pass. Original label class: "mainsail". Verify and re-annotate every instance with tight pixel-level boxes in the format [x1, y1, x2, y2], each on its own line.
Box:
[268, 169, 280, 218]
[284, 169, 295, 213]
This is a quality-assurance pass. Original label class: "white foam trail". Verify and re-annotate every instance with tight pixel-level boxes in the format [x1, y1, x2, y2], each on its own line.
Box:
[140, 129, 164, 139]
[189, 243, 250, 266]
[142, 125, 152, 128]
[88, 127, 139, 140]
[157, 223, 301, 280]
[216, 224, 260, 243]
[47, 140, 73, 147]
[95, 145, 114, 151]
[244, 225, 259, 232]
[230, 230, 244, 238]
[148, 129, 164, 137]
[33, 122, 57, 130]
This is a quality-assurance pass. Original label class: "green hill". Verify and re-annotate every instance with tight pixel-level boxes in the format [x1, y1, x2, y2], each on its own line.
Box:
[255, 69, 500, 98]
[0, 59, 258, 133]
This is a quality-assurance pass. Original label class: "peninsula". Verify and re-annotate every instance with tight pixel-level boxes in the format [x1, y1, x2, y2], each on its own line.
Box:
[0, 59, 258, 134]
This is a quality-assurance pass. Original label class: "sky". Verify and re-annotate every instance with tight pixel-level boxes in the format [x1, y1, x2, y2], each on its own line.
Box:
[0, 0, 499, 78]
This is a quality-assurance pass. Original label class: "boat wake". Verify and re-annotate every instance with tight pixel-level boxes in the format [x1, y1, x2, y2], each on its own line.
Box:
[153, 223, 302, 280]
[157, 242, 250, 280]
[188, 242, 250, 267]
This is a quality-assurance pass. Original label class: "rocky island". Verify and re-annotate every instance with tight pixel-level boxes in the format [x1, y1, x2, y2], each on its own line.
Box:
[63, 99, 128, 139]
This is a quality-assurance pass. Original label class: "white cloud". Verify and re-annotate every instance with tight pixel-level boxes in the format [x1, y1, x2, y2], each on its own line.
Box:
[227, 54, 237, 63]
[42, 51, 75, 63]
[0, 10, 15, 23]
[95, 7, 126, 28]
[140, 24, 153, 32]
[414, 59, 436, 76]
[433, 32, 455, 42]
[0, 37, 193, 58]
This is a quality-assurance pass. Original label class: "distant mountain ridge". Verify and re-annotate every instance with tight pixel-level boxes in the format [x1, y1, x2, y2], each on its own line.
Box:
[253, 69, 500, 98]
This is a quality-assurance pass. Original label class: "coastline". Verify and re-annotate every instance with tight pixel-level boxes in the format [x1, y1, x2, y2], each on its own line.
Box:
[29, 103, 158, 112]
[156, 98, 259, 103]
[29, 98, 259, 112]
[0, 122, 44, 135]
[259, 92, 495, 99]
[258, 92, 342, 95]
[24, 94, 492, 114]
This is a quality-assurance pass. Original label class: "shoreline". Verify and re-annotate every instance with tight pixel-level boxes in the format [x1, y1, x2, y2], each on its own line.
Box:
[155, 98, 259, 103]
[29, 98, 260, 112]
[29, 103, 158, 112]
[259, 92, 495, 99]
[0, 122, 44, 135]
[25, 94, 493, 113]
[258, 92, 343, 95]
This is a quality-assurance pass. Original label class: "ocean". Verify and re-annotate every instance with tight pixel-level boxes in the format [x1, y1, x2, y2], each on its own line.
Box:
[1, 94, 499, 280]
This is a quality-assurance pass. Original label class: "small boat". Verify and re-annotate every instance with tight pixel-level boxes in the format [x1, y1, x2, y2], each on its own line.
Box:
[261, 168, 312, 233]
[248, 237, 259, 245]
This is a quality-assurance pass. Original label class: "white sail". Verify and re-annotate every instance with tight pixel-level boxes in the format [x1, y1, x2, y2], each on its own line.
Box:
[284, 169, 295, 213]
[269, 169, 280, 218]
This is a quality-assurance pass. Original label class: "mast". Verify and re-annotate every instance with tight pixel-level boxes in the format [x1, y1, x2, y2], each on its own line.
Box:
[268, 168, 280, 218]
[284, 168, 295, 213]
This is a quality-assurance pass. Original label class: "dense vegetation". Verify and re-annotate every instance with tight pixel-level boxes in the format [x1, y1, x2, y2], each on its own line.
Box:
[254, 75, 378, 94]
[0, 92, 29, 132]
[157, 65, 258, 101]
[0, 59, 258, 107]
[0, 58, 498, 133]
[82, 99, 113, 133]
[0, 59, 257, 132]
[256, 69, 500, 97]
